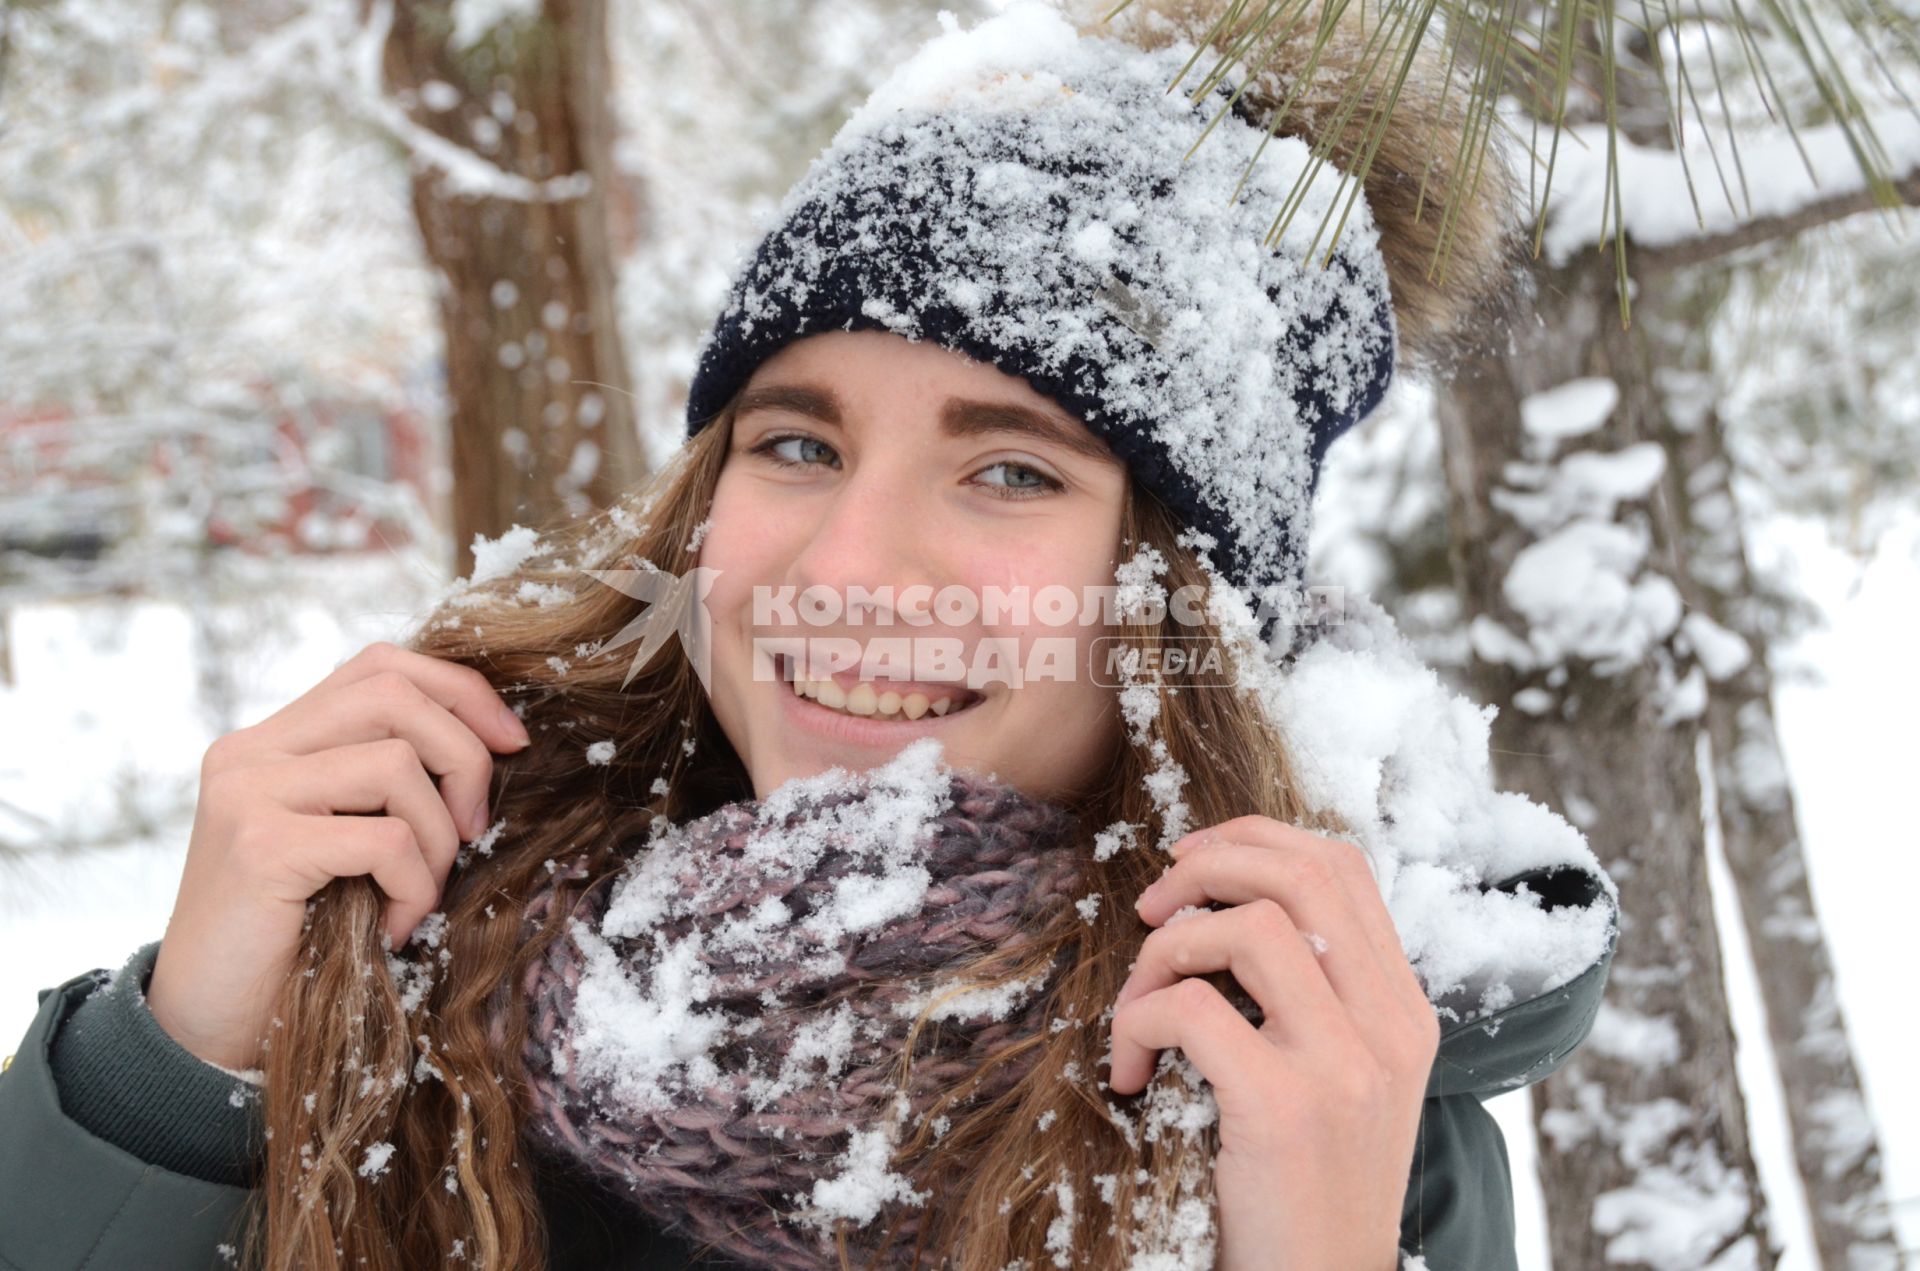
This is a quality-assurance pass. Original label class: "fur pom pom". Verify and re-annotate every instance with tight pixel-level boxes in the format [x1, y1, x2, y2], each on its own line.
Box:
[1071, 0, 1528, 370]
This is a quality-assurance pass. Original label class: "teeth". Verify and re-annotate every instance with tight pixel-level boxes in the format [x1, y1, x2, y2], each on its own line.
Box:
[787, 662, 969, 722]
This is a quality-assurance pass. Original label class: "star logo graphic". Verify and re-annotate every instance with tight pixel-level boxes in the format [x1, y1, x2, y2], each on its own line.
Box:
[583, 565, 721, 693]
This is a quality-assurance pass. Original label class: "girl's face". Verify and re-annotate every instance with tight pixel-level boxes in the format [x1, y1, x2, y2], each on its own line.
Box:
[698, 328, 1128, 802]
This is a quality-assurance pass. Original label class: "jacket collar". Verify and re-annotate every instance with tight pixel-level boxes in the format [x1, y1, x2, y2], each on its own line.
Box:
[1424, 864, 1620, 1101]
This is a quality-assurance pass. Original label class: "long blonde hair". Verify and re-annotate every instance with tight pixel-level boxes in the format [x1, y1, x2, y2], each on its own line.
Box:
[244, 1, 1517, 1264]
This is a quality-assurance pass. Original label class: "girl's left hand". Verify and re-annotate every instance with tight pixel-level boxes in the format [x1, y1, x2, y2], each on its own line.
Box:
[1107, 816, 1440, 1271]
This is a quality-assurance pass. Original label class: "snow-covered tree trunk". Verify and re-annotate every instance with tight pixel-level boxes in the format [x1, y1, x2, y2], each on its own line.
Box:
[381, 0, 643, 578]
[1649, 279, 1906, 1269]
[1434, 255, 1778, 1269]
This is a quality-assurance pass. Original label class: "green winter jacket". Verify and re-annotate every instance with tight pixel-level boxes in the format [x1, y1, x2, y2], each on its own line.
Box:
[0, 863, 1616, 1271]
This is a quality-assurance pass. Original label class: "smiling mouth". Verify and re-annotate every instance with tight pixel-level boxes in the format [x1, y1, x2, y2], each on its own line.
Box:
[776, 653, 987, 723]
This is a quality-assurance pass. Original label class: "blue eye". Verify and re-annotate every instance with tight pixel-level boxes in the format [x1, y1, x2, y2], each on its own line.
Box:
[746, 433, 1063, 502]
[973, 460, 1063, 500]
[750, 433, 839, 469]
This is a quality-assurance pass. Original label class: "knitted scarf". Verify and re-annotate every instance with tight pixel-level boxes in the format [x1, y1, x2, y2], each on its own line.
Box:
[513, 749, 1089, 1268]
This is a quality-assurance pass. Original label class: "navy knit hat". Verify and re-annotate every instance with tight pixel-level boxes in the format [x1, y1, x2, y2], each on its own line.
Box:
[684, 2, 1396, 628]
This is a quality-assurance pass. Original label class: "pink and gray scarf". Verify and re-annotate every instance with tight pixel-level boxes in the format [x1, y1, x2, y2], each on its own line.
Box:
[513, 766, 1089, 1268]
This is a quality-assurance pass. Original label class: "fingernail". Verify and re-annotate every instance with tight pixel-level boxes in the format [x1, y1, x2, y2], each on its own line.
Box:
[468, 797, 490, 839]
[499, 703, 531, 746]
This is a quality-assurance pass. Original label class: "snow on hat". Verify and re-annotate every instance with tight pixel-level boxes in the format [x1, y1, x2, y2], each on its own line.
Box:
[684, 0, 1397, 621]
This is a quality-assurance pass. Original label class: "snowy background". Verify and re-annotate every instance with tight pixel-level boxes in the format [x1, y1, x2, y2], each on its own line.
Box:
[3, 0, 1916, 1265]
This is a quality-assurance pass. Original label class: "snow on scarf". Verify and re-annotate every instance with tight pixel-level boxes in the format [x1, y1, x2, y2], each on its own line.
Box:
[514, 739, 1089, 1268]
[504, 593, 1623, 1268]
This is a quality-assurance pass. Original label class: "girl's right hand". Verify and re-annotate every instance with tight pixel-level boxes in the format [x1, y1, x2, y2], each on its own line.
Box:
[145, 641, 533, 1071]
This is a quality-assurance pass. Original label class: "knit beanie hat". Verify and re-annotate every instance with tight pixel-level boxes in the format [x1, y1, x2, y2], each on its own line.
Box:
[683, 1, 1398, 625]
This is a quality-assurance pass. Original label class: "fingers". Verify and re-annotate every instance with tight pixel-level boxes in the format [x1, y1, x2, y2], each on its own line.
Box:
[279, 641, 532, 758]
[1143, 821, 1438, 1061]
[1139, 842, 1387, 998]
[156, 644, 523, 1065]
[282, 811, 443, 949]
[1152, 827, 1426, 1019]
[246, 642, 532, 842]
[271, 670, 504, 840]
[1171, 817, 1399, 967]
[1107, 975, 1275, 1097]
[1112, 900, 1350, 1063]
[265, 739, 463, 907]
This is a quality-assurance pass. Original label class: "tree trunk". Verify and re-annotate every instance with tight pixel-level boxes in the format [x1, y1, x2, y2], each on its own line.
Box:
[382, 0, 643, 579]
[1648, 274, 1906, 1269]
[1434, 255, 1777, 1269]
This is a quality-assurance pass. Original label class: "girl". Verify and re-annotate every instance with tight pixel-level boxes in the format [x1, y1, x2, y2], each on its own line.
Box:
[0, 2, 1619, 1268]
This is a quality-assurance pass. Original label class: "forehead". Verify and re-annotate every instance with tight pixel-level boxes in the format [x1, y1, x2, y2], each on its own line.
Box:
[743, 329, 1047, 408]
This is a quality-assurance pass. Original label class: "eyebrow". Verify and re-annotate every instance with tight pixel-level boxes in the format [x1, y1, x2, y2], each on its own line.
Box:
[732, 383, 1117, 467]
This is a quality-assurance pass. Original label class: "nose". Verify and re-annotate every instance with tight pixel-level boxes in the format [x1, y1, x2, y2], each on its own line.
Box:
[783, 461, 939, 626]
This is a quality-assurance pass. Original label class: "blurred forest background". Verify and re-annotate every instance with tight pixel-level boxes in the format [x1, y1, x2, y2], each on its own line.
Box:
[1, 1, 1916, 1267]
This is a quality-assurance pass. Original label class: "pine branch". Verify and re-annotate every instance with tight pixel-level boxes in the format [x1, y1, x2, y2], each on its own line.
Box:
[1632, 165, 1920, 271]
